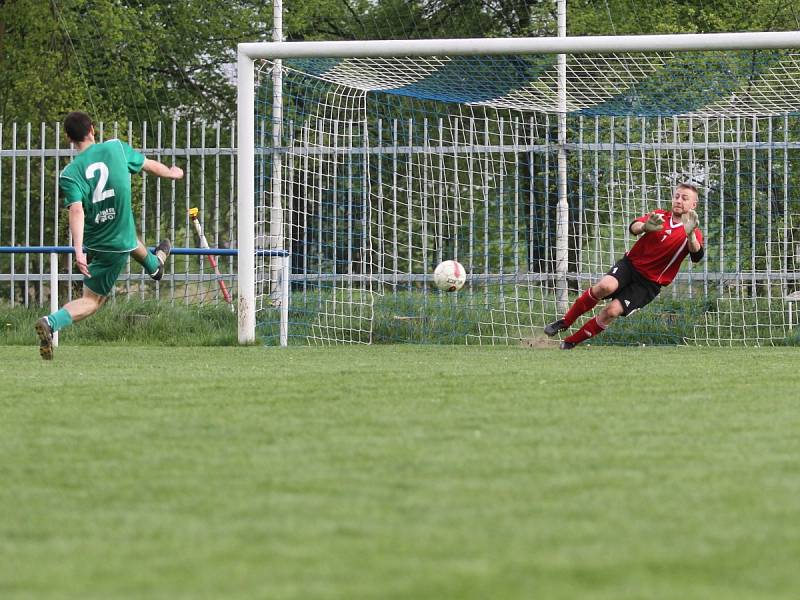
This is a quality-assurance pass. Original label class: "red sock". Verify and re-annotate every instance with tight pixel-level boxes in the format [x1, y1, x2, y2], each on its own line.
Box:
[563, 289, 600, 326]
[564, 316, 607, 346]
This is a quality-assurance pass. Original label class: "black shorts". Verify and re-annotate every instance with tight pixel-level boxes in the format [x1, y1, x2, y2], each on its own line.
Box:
[606, 255, 662, 317]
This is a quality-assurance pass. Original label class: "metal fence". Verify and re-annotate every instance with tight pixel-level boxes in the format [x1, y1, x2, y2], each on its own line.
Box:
[0, 121, 237, 307]
[263, 112, 800, 292]
[3, 115, 800, 344]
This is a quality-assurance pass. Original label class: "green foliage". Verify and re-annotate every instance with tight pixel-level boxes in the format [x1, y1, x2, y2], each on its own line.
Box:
[283, 0, 554, 41]
[0, 0, 274, 123]
[0, 1, 83, 123]
[4, 0, 798, 124]
[0, 299, 237, 346]
[568, 0, 800, 35]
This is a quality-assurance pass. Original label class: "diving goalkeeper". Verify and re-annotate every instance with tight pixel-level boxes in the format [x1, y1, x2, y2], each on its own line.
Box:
[544, 183, 704, 349]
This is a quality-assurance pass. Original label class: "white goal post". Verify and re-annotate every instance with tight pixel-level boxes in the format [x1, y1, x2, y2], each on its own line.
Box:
[237, 31, 800, 346]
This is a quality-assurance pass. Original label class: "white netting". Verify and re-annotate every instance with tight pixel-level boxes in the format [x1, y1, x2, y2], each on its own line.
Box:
[286, 51, 800, 116]
[252, 50, 800, 346]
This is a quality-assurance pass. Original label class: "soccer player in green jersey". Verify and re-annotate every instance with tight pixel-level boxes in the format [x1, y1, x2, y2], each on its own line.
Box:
[34, 111, 184, 360]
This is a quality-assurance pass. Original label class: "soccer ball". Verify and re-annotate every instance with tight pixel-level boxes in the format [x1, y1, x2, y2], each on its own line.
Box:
[433, 260, 466, 292]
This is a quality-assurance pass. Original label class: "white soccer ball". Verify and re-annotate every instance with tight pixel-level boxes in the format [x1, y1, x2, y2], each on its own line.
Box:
[433, 259, 466, 292]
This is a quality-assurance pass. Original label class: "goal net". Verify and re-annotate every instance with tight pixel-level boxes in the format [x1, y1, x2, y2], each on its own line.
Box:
[239, 35, 800, 346]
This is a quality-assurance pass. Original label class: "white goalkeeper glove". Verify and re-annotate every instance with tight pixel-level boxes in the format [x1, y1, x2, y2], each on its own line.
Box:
[681, 210, 699, 236]
[643, 211, 664, 233]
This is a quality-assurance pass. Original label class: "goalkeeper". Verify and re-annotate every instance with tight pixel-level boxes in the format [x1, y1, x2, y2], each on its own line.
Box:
[34, 111, 184, 360]
[544, 183, 704, 349]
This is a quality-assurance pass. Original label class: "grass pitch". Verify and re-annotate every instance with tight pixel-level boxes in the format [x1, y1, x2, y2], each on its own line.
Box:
[1, 344, 799, 599]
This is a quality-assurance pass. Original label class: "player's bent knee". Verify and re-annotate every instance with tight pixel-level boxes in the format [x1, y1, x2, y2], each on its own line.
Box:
[592, 276, 618, 300]
[605, 301, 625, 319]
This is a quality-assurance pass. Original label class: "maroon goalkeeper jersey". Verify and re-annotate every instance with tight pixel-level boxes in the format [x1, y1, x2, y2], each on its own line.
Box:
[626, 209, 704, 285]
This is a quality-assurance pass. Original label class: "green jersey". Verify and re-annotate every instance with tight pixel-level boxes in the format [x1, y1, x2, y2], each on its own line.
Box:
[59, 139, 145, 252]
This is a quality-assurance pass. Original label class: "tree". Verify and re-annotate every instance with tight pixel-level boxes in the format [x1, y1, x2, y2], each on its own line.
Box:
[567, 0, 800, 36]
[2, 0, 799, 125]
[0, 0, 275, 124]
[0, 1, 86, 123]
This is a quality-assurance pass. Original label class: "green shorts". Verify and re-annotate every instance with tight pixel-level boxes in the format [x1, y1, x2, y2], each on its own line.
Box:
[84, 250, 129, 297]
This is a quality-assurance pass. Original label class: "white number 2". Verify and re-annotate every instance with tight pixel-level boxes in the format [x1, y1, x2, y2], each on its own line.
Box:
[85, 162, 115, 204]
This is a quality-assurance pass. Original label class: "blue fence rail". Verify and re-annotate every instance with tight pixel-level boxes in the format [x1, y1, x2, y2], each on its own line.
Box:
[0, 246, 239, 256]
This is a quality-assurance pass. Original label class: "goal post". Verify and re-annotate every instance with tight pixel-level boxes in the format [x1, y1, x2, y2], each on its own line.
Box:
[237, 49, 256, 343]
[237, 31, 800, 347]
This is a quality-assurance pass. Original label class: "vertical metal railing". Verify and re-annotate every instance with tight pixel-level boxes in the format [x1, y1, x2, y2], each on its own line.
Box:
[0, 120, 238, 307]
[2, 115, 800, 328]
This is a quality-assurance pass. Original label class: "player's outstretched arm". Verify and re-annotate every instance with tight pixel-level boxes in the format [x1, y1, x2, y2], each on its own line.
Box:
[142, 159, 184, 180]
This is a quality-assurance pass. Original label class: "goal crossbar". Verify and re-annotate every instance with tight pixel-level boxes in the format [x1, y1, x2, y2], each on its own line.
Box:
[239, 31, 800, 60]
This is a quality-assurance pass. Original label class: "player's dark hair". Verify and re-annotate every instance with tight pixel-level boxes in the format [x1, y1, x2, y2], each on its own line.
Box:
[64, 112, 93, 143]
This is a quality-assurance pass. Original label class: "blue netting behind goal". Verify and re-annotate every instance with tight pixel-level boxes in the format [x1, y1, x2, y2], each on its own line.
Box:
[287, 50, 800, 116]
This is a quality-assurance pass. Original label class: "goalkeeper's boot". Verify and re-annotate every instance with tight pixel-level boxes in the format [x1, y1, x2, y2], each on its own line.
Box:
[559, 341, 576, 350]
[151, 239, 172, 281]
[544, 318, 568, 337]
[35, 317, 54, 361]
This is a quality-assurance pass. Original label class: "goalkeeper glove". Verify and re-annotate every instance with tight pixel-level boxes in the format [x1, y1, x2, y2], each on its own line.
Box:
[681, 210, 699, 235]
[643, 212, 664, 233]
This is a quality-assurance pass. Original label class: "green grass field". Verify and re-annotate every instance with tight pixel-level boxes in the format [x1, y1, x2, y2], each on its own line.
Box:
[1, 344, 799, 599]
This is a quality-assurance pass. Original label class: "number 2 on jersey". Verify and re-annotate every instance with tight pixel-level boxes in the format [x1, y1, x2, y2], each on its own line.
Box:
[86, 162, 115, 204]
